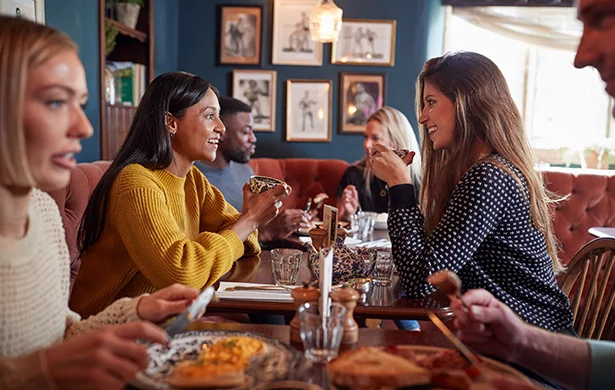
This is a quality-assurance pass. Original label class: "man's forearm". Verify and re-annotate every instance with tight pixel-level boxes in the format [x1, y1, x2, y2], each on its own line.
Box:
[514, 325, 590, 390]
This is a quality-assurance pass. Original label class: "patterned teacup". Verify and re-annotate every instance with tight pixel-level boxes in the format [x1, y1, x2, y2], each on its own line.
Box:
[249, 175, 285, 194]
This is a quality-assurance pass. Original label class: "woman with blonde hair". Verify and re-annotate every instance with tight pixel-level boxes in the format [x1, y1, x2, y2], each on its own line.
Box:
[337, 106, 421, 220]
[371, 51, 573, 335]
[0, 16, 205, 389]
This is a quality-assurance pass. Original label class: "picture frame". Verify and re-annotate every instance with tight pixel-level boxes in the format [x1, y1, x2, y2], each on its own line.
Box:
[286, 79, 332, 142]
[339, 73, 385, 133]
[232, 70, 277, 132]
[331, 19, 397, 66]
[272, 0, 323, 66]
[219, 5, 262, 65]
[0, 0, 44, 23]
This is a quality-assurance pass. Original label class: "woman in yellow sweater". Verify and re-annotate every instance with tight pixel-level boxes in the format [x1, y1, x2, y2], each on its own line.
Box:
[71, 72, 287, 317]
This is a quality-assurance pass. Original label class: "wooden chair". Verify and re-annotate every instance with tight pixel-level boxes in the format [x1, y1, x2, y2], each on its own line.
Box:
[558, 237, 615, 340]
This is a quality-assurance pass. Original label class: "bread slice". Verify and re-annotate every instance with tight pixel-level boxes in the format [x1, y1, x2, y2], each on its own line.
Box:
[327, 347, 431, 389]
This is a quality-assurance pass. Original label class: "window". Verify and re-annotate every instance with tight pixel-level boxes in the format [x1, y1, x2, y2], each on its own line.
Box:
[445, 7, 613, 166]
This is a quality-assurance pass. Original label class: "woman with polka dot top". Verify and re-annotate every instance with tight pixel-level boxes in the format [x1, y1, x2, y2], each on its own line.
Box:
[370, 51, 573, 334]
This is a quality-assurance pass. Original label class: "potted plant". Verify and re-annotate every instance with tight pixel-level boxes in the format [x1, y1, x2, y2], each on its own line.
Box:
[110, 0, 144, 30]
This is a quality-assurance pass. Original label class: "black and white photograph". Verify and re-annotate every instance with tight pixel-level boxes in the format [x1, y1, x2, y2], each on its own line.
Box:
[340, 73, 385, 133]
[286, 79, 331, 142]
[332, 19, 396, 66]
[0, 0, 43, 22]
[272, 0, 323, 66]
[220, 6, 261, 65]
[232, 70, 276, 132]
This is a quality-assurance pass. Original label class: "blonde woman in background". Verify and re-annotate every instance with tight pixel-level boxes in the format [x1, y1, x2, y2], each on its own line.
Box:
[0, 16, 203, 389]
[337, 106, 421, 221]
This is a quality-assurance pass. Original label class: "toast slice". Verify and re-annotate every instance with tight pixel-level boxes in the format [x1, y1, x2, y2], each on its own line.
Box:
[327, 347, 431, 389]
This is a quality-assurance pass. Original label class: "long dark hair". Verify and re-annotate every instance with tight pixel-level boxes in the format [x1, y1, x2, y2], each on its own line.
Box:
[78, 71, 215, 255]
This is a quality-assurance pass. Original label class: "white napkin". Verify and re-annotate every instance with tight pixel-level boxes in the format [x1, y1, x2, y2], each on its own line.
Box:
[215, 282, 294, 303]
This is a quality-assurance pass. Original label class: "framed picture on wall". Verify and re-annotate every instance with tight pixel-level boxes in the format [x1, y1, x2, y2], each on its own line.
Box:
[232, 70, 277, 132]
[286, 79, 332, 142]
[339, 73, 385, 133]
[272, 0, 323, 66]
[219, 5, 262, 65]
[0, 0, 44, 23]
[331, 19, 396, 66]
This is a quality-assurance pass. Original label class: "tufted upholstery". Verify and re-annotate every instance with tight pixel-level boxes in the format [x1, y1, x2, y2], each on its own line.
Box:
[542, 168, 615, 266]
[47, 159, 614, 291]
[248, 158, 349, 212]
[47, 161, 111, 291]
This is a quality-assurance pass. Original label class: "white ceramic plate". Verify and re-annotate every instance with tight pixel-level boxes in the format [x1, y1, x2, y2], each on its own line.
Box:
[132, 330, 300, 390]
[374, 213, 388, 230]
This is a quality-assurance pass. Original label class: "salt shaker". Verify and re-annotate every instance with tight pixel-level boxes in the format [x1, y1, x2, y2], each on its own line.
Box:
[290, 282, 321, 344]
[330, 284, 360, 344]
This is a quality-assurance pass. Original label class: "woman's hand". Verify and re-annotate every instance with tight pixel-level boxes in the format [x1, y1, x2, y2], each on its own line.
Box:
[137, 283, 200, 324]
[45, 322, 168, 389]
[232, 183, 290, 241]
[338, 185, 360, 219]
[370, 143, 415, 187]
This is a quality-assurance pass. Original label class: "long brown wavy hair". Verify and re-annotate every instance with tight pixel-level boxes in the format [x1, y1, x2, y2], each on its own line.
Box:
[415, 51, 563, 273]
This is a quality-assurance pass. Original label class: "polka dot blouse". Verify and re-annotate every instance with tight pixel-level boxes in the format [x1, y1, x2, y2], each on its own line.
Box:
[388, 155, 573, 332]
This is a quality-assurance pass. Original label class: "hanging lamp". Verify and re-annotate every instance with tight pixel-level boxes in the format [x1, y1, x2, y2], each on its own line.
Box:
[309, 0, 343, 43]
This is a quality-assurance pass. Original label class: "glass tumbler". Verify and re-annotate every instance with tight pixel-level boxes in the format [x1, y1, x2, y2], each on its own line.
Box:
[298, 302, 346, 363]
[270, 248, 302, 286]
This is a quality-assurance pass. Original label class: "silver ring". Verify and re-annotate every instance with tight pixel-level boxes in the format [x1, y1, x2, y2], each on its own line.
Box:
[275, 200, 282, 209]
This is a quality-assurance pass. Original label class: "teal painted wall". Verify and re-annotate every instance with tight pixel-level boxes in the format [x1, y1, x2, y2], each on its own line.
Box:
[45, 0, 100, 162]
[177, 0, 444, 163]
[44, 0, 443, 162]
[45, 0, 178, 162]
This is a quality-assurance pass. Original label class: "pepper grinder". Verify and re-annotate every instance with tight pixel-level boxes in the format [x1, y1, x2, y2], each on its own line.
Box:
[329, 284, 360, 344]
[290, 282, 321, 344]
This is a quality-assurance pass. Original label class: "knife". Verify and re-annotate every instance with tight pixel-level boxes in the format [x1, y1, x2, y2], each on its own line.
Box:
[427, 312, 483, 376]
[224, 285, 291, 292]
[165, 286, 216, 338]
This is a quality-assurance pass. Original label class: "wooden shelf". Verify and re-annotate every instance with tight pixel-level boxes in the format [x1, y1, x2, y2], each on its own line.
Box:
[106, 17, 147, 43]
[99, 0, 154, 160]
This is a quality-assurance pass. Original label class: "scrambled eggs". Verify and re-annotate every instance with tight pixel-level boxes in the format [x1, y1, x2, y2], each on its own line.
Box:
[173, 336, 264, 379]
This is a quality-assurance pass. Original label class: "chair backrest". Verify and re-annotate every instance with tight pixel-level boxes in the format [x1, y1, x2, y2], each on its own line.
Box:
[558, 237, 615, 340]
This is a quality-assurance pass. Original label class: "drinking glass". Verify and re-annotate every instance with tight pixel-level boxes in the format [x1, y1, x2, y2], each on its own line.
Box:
[372, 249, 394, 285]
[298, 302, 346, 363]
[271, 248, 302, 286]
[350, 211, 377, 240]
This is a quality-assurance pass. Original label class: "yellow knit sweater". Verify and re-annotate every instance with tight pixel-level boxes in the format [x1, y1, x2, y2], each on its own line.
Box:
[70, 164, 260, 317]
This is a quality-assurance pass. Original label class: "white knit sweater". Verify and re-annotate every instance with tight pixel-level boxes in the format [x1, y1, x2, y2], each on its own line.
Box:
[0, 189, 141, 389]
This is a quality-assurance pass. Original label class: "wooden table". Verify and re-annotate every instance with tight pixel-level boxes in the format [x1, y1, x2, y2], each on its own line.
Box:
[184, 322, 451, 390]
[209, 244, 453, 321]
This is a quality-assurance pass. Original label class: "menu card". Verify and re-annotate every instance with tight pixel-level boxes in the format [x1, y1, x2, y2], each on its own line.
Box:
[319, 247, 333, 317]
[323, 205, 339, 247]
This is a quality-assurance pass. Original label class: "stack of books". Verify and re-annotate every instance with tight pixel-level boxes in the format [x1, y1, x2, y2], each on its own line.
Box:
[105, 62, 147, 106]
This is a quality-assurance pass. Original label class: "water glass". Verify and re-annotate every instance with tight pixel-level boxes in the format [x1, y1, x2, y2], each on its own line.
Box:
[372, 249, 394, 285]
[298, 302, 346, 363]
[271, 248, 302, 286]
[350, 211, 377, 240]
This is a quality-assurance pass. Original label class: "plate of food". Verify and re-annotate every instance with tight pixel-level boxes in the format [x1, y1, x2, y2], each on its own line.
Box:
[133, 330, 300, 389]
[327, 345, 530, 390]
